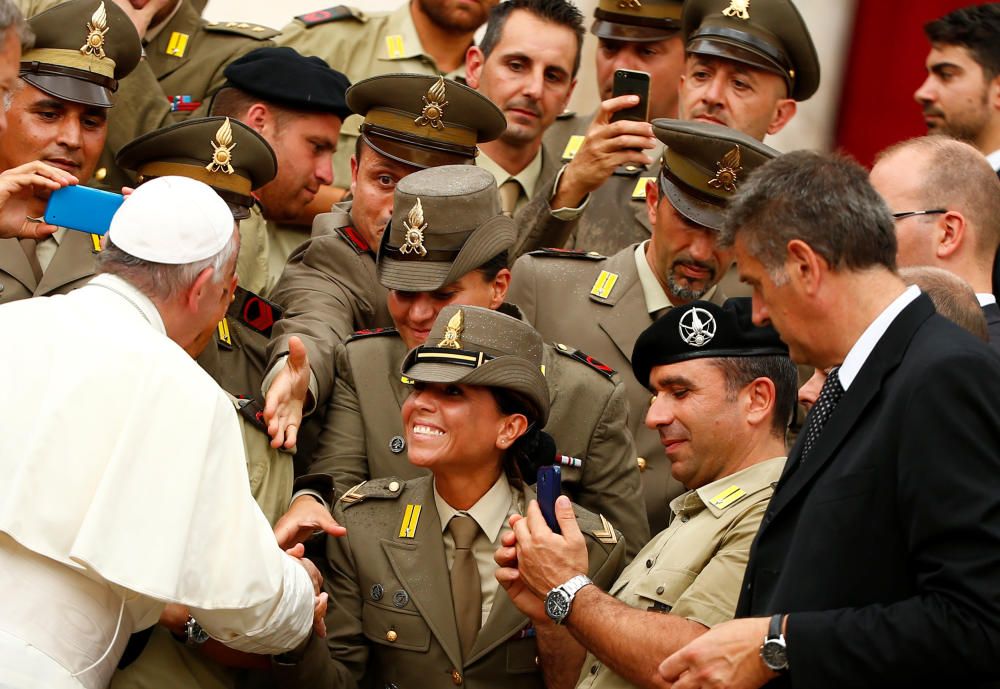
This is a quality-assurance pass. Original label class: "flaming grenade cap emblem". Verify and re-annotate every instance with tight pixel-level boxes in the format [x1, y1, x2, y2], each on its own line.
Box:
[722, 0, 750, 20]
[679, 307, 717, 348]
[207, 118, 237, 174]
[708, 145, 742, 193]
[438, 310, 465, 349]
[401, 198, 428, 257]
[414, 77, 449, 130]
[618, 0, 642, 8]
[80, 2, 109, 59]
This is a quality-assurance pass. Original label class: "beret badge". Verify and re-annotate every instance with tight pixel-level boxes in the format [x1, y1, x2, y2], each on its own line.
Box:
[679, 306, 717, 347]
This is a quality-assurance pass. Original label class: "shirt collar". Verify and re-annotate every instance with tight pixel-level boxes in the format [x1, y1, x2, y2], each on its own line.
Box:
[634, 241, 717, 315]
[434, 473, 514, 543]
[985, 149, 1000, 172]
[668, 456, 786, 519]
[977, 293, 997, 307]
[88, 273, 166, 334]
[838, 285, 920, 391]
[476, 149, 544, 200]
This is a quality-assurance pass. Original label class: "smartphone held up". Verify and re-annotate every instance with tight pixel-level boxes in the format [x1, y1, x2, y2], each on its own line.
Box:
[43, 185, 124, 236]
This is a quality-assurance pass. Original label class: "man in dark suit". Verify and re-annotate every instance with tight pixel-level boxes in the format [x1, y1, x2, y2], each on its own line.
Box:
[869, 135, 1000, 352]
[656, 151, 1000, 688]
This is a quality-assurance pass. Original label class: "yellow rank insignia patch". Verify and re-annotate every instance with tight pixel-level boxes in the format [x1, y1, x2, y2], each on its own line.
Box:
[166, 31, 189, 57]
[710, 485, 747, 509]
[592, 514, 618, 545]
[632, 176, 656, 200]
[385, 34, 405, 59]
[399, 504, 422, 538]
[561, 135, 585, 162]
[216, 317, 232, 346]
[591, 270, 619, 299]
[90, 234, 102, 253]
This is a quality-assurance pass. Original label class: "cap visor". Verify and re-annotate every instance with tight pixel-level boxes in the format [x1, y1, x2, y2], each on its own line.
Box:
[228, 201, 251, 221]
[661, 176, 725, 231]
[378, 257, 454, 292]
[365, 133, 473, 170]
[686, 38, 786, 82]
[591, 18, 678, 42]
[22, 73, 112, 108]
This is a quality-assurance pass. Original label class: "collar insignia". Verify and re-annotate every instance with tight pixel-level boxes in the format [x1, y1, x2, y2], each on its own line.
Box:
[722, 0, 751, 20]
[400, 197, 428, 257]
[207, 118, 237, 174]
[414, 77, 449, 130]
[81, 2, 109, 59]
[438, 309, 465, 349]
[679, 306, 717, 347]
[708, 145, 742, 193]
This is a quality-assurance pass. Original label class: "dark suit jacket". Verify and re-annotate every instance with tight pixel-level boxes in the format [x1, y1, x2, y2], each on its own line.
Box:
[983, 301, 1000, 354]
[737, 294, 1000, 688]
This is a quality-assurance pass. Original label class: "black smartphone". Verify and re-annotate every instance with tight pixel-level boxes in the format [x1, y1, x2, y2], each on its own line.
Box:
[44, 185, 124, 236]
[610, 69, 651, 123]
[536, 465, 562, 534]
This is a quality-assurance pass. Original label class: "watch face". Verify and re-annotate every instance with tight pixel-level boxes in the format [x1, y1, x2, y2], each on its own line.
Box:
[545, 591, 570, 621]
[760, 640, 788, 670]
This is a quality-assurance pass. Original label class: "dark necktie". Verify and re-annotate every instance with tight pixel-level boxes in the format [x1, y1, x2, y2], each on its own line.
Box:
[448, 515, 482, 660]
[800, 366, 844, 461]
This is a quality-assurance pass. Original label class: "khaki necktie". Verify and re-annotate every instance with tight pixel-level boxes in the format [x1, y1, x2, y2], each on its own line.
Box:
[19, 238, 43, 283]
[499, 179, 520, 218]
[448, 514, 482, 660]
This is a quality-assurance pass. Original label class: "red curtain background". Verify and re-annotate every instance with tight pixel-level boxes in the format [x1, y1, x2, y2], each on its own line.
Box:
[834, 0, 986, 168]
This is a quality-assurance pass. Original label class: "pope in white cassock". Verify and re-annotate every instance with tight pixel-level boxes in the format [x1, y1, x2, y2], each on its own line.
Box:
[0, 177, 322, 689]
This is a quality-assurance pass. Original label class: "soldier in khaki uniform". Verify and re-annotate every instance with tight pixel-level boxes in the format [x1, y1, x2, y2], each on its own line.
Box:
[495, 297, 796, 689]
[207, 46, 351, 297]
[508, 120, 778, 532]
[272, 304, 626, 688]
[0, 0, 140, 305]
[277, 1, 493, 204]
[549, 0, 819, 259]
[278, 165, 648, 562]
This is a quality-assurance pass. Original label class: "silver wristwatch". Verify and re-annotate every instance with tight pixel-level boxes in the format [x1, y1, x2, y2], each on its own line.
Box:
[544, 575, 592, 625]
[184, 615, 210, 646]
[759, 614, 788, 672]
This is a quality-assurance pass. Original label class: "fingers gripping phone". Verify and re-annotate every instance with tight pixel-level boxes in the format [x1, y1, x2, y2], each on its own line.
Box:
[610, 69, 651, 123]
[537, 465, 562, 534]
[44, 185, 124, 236]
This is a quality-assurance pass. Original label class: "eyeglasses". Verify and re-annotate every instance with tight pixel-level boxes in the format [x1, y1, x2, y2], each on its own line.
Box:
[891, 209, 947, 221]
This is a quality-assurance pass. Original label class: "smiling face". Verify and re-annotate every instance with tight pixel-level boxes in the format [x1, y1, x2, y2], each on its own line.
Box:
[466, 9, 578, 146]
[402, 381, 523, 477]
[678, 55, 794, 141]
[596, 35, 685, 120]
[645, 358, 746, 489]
[0, 82, 107, 185]
[915, 44, 995, 148]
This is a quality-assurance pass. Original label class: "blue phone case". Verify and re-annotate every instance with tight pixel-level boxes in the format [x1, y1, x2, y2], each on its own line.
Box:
[44, 185, 124, 236]
[536, 465, 562, 534]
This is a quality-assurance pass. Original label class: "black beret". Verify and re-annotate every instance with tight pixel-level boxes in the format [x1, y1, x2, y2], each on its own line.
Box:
[222, 46, 351, 119]
[632, 298, 788, 389]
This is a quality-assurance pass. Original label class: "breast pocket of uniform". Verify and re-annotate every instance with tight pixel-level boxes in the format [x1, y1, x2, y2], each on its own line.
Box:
[506, 635, 540, 674]
[632, 569, 697, 613]
[362, 600, 432, 652]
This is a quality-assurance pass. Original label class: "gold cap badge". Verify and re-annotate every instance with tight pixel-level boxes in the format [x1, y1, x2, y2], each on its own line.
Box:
[80, 2, 109, 59]
[414, 76, 449, 130]
[708, 145, 743, 193]
[618, 0, 642, 8]
[206, 118, 237, 175]
[438, 309, 464, 349]
[400, 198, 428, 256]
[722, 0, 750, 21]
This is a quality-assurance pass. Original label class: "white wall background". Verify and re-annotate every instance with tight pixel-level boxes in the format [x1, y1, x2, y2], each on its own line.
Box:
[202, 0, 854, 152]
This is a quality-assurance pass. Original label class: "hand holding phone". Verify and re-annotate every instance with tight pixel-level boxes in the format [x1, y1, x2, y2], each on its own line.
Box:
[610, 69, 651, 123]
[536, 465, 562, 534]
[44, 185, 124, 236]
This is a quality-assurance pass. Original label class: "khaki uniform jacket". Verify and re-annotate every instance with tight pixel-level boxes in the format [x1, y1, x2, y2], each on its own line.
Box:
[236, 205, 311, 299]
[301, 326, 650, 558]
[99, 2, 277, 190]
[277, 4, 467, 193]
[273, 476, 626, 689]
[0, 231, 98, 305]
[507, 245, 727, 533]
[578, 457, 786, 689]
[266, 201, 391, 411]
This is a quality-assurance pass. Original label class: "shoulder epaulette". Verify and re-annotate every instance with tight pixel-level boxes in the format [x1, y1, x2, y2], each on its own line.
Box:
[527, 247, 605, 261]
[227, 286, 282, 338]
[204, 21, 279, 39]
[347, 327, 398, 342]
[295, 6, 365, 27]
[235, 397, 267, 434]
[552, 343, 617, 380]
[335, 225, 372, 255]
[339, 477, 405, 507]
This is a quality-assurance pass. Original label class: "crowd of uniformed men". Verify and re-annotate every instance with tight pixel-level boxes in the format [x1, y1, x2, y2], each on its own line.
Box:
[2, 0, 1000, 687]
